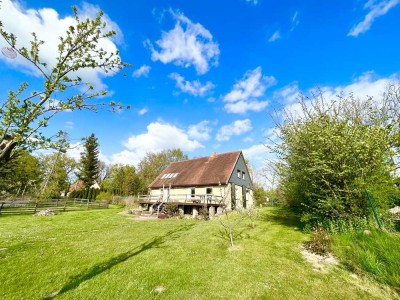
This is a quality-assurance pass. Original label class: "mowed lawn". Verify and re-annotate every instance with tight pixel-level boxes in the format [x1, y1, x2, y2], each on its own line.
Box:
[0, 207, 398, 300]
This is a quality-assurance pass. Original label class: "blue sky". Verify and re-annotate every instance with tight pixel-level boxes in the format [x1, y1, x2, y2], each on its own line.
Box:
[1, 0, 400, 182]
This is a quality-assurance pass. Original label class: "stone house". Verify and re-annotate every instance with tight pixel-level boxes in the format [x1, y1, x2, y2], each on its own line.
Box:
[139, 151, 253, 216]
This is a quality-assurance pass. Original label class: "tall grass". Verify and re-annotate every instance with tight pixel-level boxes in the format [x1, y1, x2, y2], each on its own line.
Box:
[333, 231, 400, 291]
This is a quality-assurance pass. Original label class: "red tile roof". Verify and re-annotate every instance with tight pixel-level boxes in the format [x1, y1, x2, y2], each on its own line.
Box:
[148, 151, 242, 188]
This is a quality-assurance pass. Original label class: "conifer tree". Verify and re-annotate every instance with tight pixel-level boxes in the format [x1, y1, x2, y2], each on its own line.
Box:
[79, 134, 100, 197]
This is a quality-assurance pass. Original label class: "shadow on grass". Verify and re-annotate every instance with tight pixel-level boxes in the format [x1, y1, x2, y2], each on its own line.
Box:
[260, 207, 303, 230]
[43, 223, 196, 299]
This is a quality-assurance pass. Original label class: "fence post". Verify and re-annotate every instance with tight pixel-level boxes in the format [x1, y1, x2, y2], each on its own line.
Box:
[63, 200, 67, 212]
[365, 189, 382, 230]
[34, 202, 38, 214]
[0, 202, 3, 215]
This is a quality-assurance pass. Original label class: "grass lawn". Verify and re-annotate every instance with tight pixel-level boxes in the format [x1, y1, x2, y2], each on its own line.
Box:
[0, 207, 398, 300]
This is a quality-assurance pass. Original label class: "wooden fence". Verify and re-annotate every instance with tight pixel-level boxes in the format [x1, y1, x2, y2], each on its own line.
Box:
[0, 199, 109, 216]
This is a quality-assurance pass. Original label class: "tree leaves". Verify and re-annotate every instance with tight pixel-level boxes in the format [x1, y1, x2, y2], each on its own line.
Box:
[0, 6, 130, 166]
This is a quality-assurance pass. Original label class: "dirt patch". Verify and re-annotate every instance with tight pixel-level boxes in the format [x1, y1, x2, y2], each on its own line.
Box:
[300, 245, 339, 273]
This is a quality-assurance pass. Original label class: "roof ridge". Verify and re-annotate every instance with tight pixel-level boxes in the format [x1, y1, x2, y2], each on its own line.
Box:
[169, 150, 242, 164]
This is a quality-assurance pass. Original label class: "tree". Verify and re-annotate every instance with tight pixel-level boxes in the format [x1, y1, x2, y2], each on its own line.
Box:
[272, 87, 400, 225]
[253, 183, 268, 206]
[102, 164, 141, 196]
[137, 149, 188, 193]
[0, 150, 41, 198]
[79, 133, 100, 194]
[39, 153, 78, 198]
[0, 6, 129, 167]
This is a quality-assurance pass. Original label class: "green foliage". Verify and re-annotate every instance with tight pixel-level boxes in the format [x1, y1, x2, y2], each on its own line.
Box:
[137, 149, 188, 193]
[0, 150, 40, 196]
[305, 227, 332, 256]
[333, 231, 400, 290]
[38, 152, 77, 199]
[0, 6, 129, 166]
[314, 216, 370, 234]
[164, 203, 179, 217]
[101, 164, 141, 196]
[198, 206, 209, 220]
[274, 91, 400, 225]
[253, 183, 268, 206]
[79, 133, 100, 191]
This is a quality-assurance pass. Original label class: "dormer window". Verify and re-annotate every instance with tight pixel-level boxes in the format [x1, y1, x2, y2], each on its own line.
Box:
[237, 170, 241, 178]
[242, 172, 245, 180]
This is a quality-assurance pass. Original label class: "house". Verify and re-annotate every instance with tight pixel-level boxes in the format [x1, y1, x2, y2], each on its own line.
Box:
[139, 151, 253, 216]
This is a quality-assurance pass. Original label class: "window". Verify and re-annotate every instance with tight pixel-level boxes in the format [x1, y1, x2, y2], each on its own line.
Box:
[237, 170, 241, 178]
[161, 173, 179, 179]
[190, 188, 195, 198]
[206, 187, 212, 201]
[242, 172, 245, 180]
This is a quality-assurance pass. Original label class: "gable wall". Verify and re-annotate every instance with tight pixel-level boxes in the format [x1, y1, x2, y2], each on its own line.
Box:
[228, 153, 252, 189]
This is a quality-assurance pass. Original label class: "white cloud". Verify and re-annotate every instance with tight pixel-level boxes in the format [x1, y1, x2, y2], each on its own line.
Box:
[273, 82, 300, 104]
[280, 71, 399, 119]
[79, 2, 124, 44]
[111, 121, 204, 165]
[243, 136, 254, 142]
[348, 0, 400, 37]
[66, 142, 84, 161]
[223, 67, 275, 113]
[0, 0, 123, 91]
[216, 119, 252, 141]
[268, 31, 281, 42]
[65, 141, 110, 164]
[242, 144, 267, 164]
[65, 121, 74, 130]
[169, 73, 214, 96]
[146, 9, 220, 75]
[188, 120, 212, 141]
[224, 100, 268, 114]
[132, 65, 151, 78]
[138, 108, 148, 116]
[291, 11, 300, 31]
[111, 150, 140, 165]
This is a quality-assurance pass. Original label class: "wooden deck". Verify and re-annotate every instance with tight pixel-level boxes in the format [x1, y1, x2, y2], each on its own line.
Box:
[139, 201, 221, 207]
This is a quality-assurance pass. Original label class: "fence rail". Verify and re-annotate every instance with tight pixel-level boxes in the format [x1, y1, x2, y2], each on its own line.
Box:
[0, 199, 109, 216]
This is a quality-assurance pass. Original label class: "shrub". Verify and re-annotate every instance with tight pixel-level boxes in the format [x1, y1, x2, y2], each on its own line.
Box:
[164, 204, 179, 217]
[198, 207, 209, 220]
[317, 216, 370, 234]
[305, 227, 332, 256]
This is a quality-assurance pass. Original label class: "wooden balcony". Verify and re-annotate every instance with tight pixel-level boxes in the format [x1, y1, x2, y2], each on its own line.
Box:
[138, 194, 223, 207]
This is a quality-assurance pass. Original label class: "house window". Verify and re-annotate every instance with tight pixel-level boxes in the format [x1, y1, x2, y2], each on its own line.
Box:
[190, 188, 195, 198]
[242, 172, 245, 180]
[206, 187, 212, 201]
[237, 170, 241, 178]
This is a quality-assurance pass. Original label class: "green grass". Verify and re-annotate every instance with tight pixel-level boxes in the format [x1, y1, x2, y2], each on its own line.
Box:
[0, 207, 398, 299]
[333, 230, 400, 291]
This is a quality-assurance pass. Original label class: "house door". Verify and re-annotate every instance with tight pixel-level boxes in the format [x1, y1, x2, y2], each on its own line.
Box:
[231, 184, 236, 209]
[163, 187, 169, 201]
[242, 186, 247, 208]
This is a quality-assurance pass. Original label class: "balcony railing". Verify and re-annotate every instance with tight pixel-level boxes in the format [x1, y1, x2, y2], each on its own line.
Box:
[138, 194, 223, 205]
